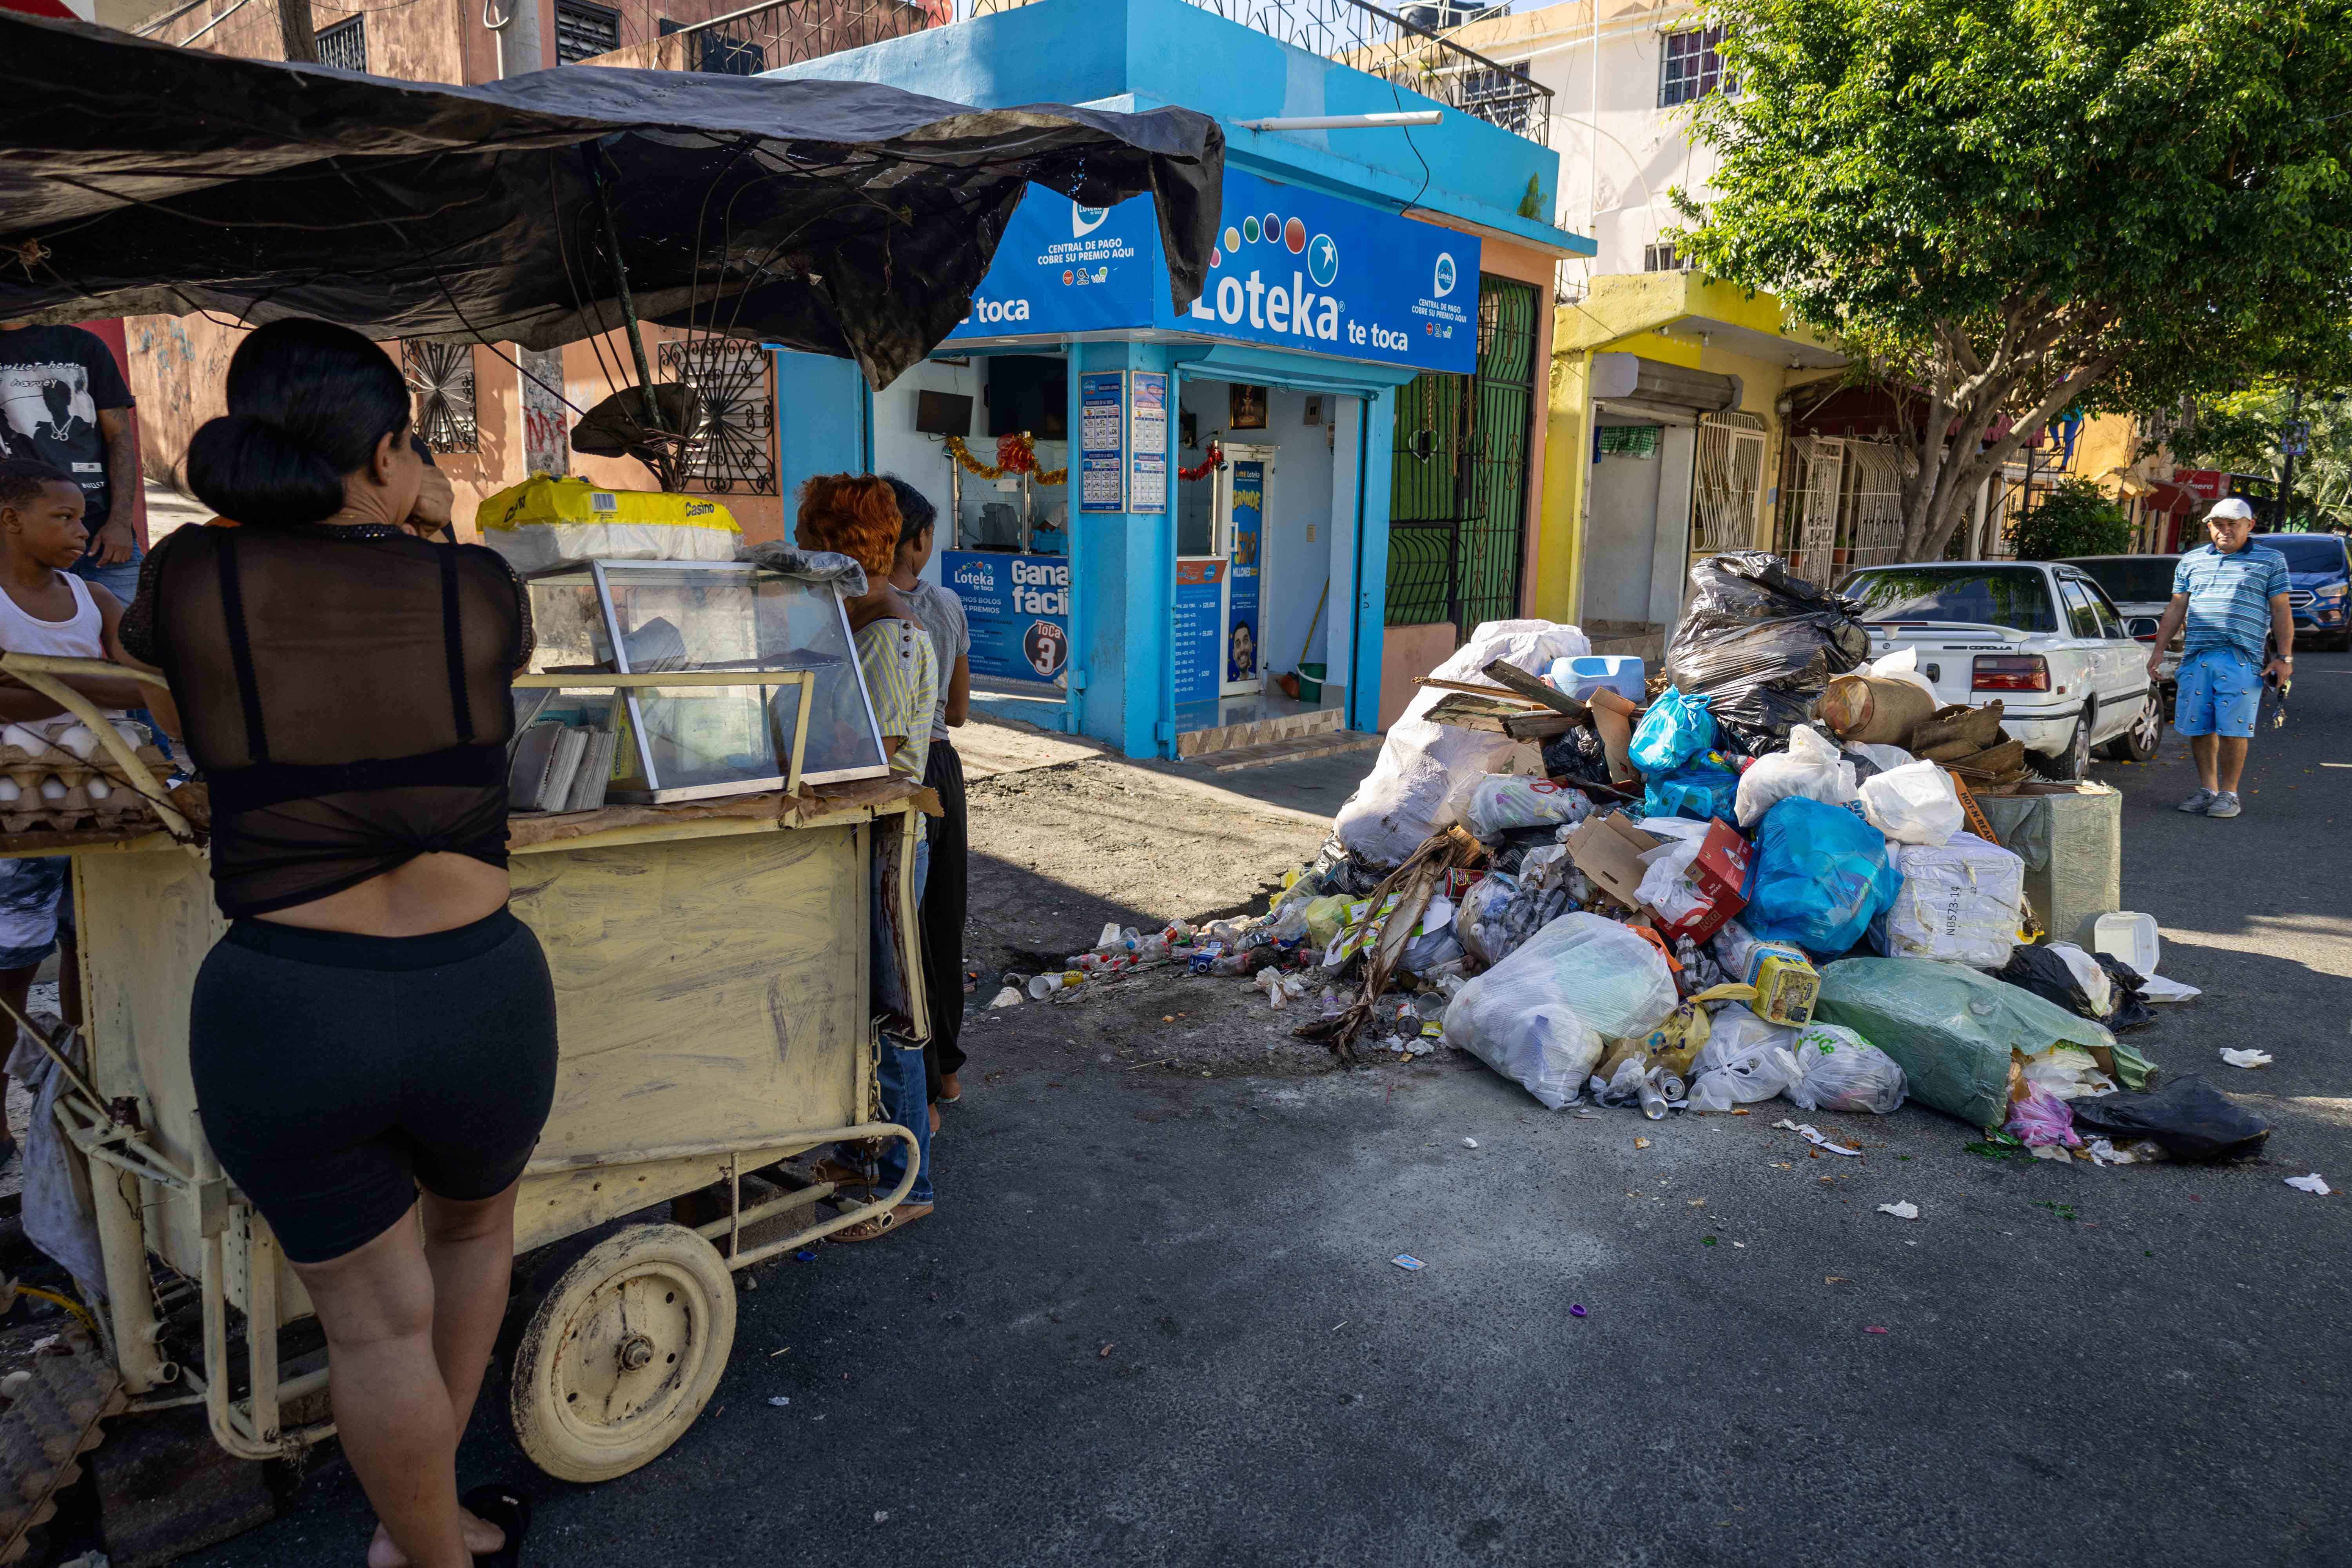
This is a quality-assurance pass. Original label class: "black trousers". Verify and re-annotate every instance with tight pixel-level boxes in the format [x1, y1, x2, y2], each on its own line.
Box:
[920, 735, 968, 1102]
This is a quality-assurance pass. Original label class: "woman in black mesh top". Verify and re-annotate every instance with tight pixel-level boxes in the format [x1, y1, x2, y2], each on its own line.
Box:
[118, 320, 547, 1568]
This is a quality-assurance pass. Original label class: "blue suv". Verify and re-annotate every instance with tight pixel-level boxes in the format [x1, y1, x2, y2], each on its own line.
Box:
[2257, 533, 2352, 651]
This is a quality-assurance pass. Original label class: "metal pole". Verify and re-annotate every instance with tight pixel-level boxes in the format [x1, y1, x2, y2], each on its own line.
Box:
[593, 158, 664, 436]
[2279, 385, 2303, 528]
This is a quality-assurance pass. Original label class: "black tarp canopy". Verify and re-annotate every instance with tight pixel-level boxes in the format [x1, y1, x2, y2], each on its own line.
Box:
[0, 14, 1222, 386]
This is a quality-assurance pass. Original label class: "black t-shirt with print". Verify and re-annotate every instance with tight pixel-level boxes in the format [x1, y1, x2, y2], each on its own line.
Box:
[0, 325, 134, 524]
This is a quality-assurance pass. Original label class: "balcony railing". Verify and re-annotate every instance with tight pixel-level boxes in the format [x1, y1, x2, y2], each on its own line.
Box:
[588, 0, 1551, 147]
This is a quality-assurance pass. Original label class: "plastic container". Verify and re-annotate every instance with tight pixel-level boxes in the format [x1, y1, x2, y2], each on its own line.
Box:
[1547, 654, 1646, 705]
[2090, 911, 2160, 976]
[1298, 661, 1326, 703]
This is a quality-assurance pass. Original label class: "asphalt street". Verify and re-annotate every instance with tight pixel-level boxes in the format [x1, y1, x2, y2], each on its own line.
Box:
[199, 651, 2352, 1568]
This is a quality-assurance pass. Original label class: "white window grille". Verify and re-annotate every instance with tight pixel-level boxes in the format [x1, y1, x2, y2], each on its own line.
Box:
[1693, 410, 1767, 553]
[1842, 439, 1908, 569]
[314, 15, 365, 71]
[1783, 435, 1845, 584]
[1659, 26, 1727, 107]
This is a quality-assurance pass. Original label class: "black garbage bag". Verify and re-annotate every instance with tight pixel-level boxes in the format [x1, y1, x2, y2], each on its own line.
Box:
[2069, 1075, 2274, 1162]
[1542, 723, 1617, 793]
[1995, 945, 2155, 1033]
[2092, 951, 2156, 1033]
[1664, 552, 1871, 756]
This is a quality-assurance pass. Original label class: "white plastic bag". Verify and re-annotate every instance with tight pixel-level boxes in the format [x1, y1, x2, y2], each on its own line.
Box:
[1733, 725, 1859, 828]
[1334, 620, 1592, 866]
[1859, 760, 1964, 846]
[1463, 776, 1592, 838]
[2045, 944, 2115, 1017]
[1456, 873, 1522, 968]
[1686, 1002, 1804, 1111]
[1784, 1022, 1908, 1114]
[1844, 740, 1916, 778]
[1439, 907, 1684, 1067]
[2020, 1044, 2116, 1100]
[1873, 832, 2024, 968]
[1635, 836, 1708, 925]
[1441, 984, 1602, 1109]
[1868, 646, 1942, 703]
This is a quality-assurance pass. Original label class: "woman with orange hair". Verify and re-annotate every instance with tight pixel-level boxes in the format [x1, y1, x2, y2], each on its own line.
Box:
[796, 474, 938, 1238]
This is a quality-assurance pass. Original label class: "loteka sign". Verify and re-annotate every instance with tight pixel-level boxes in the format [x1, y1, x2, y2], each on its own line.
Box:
[948, 168, 1479, 376]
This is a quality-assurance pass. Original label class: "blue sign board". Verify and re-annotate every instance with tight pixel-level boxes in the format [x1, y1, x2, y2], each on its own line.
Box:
[1227, 459, 1263, 684]
[1078, 371, 1127, 513]
[949, 169, 1479, 375]
[1172, 559, 1223, 705]
[944, 550, 1070, 686]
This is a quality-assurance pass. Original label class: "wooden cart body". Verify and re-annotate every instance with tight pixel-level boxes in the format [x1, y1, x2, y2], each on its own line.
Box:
[50, 783, 925, 1468]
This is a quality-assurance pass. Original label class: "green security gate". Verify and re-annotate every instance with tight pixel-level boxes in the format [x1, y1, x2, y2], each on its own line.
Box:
[1385, 276, 1540, 633]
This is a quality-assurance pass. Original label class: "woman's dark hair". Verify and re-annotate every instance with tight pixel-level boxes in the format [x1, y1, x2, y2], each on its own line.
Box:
[184, 319, 413, 528]
[882, 475, 936, 549]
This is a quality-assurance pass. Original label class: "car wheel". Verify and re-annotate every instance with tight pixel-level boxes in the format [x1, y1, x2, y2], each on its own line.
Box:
[2099, 688, 2163, 762]
[2033, 705, 2094, 781]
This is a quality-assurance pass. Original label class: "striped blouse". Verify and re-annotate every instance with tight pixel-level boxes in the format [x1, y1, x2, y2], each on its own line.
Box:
[853, 615, 938, 783]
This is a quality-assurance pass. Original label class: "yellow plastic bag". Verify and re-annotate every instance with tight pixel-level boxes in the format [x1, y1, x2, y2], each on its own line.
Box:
[475, 474, 743, 573]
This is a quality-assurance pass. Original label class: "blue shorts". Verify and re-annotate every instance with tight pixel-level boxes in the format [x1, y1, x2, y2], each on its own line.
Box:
[0, 857, 72, 971]
[2174, 648, 2263, 739]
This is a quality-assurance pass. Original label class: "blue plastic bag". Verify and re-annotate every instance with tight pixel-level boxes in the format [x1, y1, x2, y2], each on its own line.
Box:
[1742, 796, 1898, 957]
[1628, 687, 1715, 774]
[1644, 762, 1740, 823]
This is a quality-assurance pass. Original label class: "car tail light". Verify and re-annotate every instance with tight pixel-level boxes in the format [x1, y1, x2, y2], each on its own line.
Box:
[1973, 655, 2050, 692]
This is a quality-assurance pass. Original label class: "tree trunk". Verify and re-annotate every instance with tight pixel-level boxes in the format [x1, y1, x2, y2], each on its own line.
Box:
[278, 0, 317, 62]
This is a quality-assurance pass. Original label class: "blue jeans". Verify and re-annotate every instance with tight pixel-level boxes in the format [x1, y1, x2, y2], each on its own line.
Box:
[875, 1032, 933, 1207]
[857, 831, 933, 1207]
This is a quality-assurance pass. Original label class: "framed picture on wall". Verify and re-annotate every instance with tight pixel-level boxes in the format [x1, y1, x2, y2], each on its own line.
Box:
[1229, 383, 1269, 430]
[1181, 408, 1199, 450]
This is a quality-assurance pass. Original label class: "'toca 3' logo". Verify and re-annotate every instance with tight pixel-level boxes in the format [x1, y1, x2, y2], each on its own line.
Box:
[1073, 204, 1110, 237]
[1432, 251, 1458, 299]
[962, 296, 1032, 325]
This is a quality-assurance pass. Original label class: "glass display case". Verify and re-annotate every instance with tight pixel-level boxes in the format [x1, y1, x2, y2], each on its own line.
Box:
[521, 560, 888, 804]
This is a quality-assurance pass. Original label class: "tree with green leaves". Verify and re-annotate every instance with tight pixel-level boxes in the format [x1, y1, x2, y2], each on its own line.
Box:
[2014, 477, 2134, 558]
[1679, 0, 2352, 560]
[2169, 382, 2352, 528]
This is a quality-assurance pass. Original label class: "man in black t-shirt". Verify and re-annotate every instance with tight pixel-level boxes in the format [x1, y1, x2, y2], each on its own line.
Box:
[0, 321, 142, 603]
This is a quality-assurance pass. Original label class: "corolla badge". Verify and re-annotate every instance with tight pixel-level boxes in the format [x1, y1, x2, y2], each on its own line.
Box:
[1073, 204, 1110, 237]
[1432, 252, 1457, 298]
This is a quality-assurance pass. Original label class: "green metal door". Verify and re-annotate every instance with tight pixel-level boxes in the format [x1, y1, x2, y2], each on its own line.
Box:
[1384, 276, 1539, 633]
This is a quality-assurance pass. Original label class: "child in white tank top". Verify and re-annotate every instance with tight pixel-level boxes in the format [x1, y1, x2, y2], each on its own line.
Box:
[0, 460, 172, 1163]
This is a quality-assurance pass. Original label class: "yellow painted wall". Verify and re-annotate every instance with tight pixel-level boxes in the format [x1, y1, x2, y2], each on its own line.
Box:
[1537, 273, 1829, 624]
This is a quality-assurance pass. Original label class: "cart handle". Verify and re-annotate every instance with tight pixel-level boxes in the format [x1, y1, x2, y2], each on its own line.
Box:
[0, 653, 194, 842]
[511, 669, 817, 797]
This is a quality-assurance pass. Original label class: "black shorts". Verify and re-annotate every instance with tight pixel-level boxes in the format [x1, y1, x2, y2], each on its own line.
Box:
[189, 907, 558, 1265]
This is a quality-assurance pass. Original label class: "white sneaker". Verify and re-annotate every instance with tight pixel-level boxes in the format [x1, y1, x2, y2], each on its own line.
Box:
[2205, 791, 2241, 819]
[2176, 789, 2216, 813]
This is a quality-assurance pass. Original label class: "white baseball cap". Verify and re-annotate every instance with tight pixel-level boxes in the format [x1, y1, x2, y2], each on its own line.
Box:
[2208, 497, 2255, 521]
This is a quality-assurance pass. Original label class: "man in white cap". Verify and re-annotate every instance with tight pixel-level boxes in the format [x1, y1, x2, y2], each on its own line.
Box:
[2147, 497, 2292, 817]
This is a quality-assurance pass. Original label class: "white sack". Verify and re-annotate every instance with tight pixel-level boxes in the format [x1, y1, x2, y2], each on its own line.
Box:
[1733, 725, 1859, 828]
[1872, 831, 2024, 968]
[1859, 760, 1964, 846]
[1335, 620, 1592, 866]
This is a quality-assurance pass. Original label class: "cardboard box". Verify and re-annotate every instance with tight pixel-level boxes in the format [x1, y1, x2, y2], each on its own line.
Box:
[1566, 813, 1750, 943]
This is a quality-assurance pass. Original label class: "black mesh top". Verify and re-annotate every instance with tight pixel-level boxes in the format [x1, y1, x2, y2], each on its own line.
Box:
[121, 522, 533, 918]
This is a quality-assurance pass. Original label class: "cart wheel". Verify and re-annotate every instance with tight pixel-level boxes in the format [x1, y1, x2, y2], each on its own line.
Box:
[509, 1223, 736, 1483]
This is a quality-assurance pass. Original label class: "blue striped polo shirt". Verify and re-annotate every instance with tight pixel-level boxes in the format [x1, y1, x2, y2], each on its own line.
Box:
[2173, 541, 2290, 662]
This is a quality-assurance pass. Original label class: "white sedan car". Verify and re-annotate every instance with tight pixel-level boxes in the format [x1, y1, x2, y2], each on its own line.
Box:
[1840, 560, 2165, 779]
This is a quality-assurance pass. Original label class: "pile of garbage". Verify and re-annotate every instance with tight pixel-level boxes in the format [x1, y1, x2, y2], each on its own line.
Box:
[1166, 552, 2267, 1166]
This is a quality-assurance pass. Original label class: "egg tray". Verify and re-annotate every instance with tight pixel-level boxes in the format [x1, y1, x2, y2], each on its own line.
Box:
[0, 742, 174, 837]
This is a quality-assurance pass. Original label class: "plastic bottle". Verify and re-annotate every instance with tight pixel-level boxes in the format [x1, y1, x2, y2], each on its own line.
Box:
[1209, 953, 1252, 977]
[1139, 934, 1171, 961]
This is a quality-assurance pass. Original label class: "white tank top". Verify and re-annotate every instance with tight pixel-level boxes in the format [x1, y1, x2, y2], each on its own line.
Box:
[0, 573, 104, 660]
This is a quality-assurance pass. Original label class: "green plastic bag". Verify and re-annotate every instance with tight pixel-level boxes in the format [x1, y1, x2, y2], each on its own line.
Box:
[1814, 958, 2117, 1129]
